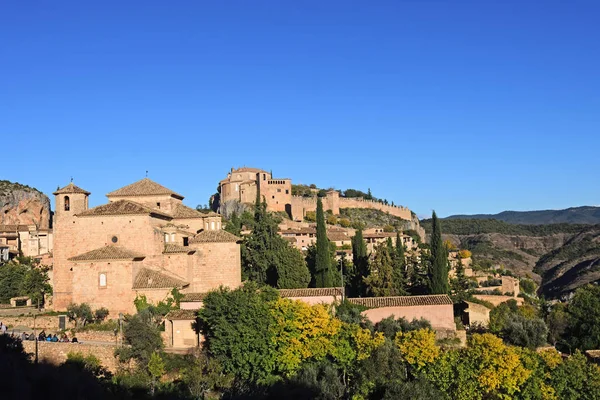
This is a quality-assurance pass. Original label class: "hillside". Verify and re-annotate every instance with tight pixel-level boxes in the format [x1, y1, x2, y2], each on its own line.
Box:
[0, 180, 52, 228]
[446, 206, 600, 225]
[421, 217, 600, 298]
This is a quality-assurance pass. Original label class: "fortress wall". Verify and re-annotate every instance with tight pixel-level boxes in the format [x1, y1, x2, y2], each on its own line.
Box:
[338, 198, 412, 220]
[290, 195, 412, 221]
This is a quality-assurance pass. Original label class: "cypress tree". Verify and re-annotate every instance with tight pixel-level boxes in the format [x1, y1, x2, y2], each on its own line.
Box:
[429, 211, 449, 294]
[315, 197, 333, 287]
[351, 228, 369, 296]
[393, 231, 408, 295]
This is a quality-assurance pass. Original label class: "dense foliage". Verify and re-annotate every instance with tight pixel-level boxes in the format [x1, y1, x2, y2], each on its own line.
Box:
[429, 211, 449, 294]
[421, 218, 591, 236]
[314, 197, 334, 287]
[0, 258, 52, 305]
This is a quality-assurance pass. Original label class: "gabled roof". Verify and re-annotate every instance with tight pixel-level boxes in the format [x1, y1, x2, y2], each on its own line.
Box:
[107, 178, 184, 200]
[279, 287, 344, 298]
[181, 292, 208, 302]
[165, 309, 198, 320]
[327, 232, 350, 242]
[53, 182, 90, 195]
[190, 229, 241, 244]
[171, 204, 205, 219]
[133, 267, 188, 289]
[163, 244, 196, 254]
[68, 246, 145, 262]
[348, 294, 453, 308]
[77, 200, 172, 219]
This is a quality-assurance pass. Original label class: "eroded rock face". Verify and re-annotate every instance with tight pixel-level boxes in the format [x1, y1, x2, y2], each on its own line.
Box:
[0, 181, 51, 228]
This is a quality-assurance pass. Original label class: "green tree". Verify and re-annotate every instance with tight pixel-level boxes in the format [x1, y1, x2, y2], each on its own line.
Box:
[565, 284, 600, 351]
[116, 313, 163, 364]
[502, 314, 548, 349]
[66, 303, 94, 328]
[364, 242, 395, 297]
[392, 232, 408, 296]
[547, 302, 569, 346]
[242, 194, 310, 288]
[315, 197, 333, 287]
[350, 228, 369, 297]
[198, 283, 279, 384]
[450, 259, 473, 303]
[429, 211, 449, 294]
[224, 211, 242, 236]
[148, 352, 166, 395]
[0, 263, 26, 303]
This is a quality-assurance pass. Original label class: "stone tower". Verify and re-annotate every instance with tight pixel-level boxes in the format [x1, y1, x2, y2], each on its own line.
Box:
[52, 182, 91, 309]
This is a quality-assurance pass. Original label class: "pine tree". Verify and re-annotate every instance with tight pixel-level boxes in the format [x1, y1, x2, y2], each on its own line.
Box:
[364, 242, 394, 296]
[314, 197, 333, 287]
[429, 211, 449, 294]
[350, 228, 369, 296]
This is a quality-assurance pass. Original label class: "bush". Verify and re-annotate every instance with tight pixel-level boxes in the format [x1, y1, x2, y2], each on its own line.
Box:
[326, 215, 337, 225]
[304, 211, 316, 222]
[94, 307, 109, 323]
[339, 218, 351, 228]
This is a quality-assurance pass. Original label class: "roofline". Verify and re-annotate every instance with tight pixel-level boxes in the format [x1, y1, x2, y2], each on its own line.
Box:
[107, 192, 184, 200]
[69, 255, 146, 262]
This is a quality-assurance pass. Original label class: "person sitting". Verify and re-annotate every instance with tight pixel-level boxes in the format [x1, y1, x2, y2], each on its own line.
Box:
[21, 332, 28, 341]
[38, 330, 46, 341]
[71, 336, 78, 343]
[28, 333, 35, 341]
[51, 334, 59, 342]
[61, 334, 69, 343]
[46, 335, 52, 341]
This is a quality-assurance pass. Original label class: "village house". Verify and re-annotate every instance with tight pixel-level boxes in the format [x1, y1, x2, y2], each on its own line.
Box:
[0, 224, 53, 262]
[52, 178, 242, 316]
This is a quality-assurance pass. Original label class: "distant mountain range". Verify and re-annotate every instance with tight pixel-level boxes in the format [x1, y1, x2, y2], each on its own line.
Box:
[446, 206, 600, 225]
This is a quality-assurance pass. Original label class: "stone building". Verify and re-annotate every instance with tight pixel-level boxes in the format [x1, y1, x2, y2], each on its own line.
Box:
[0, 224, 53, 262]
[52, 178, 241, 316]
[219, 167, 414, 223]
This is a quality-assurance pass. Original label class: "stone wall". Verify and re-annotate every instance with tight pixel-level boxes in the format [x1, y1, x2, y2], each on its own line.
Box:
[1, 315, 73, 330]
[361, 304, 456, 331]
[22, 341, 120, 372]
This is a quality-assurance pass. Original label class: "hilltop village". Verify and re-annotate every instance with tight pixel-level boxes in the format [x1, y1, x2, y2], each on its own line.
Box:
[1, 168, 597, 399]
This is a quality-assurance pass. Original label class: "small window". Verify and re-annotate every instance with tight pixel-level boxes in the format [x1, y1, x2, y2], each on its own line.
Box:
[277, 189, 281, 193]
[156, 202, 161, 209]
[64, 196, 70, 211]
[235, 184, 239, 192]
[272, 196, 275, 199]
[211, 221, 215, 230]
[99, 273, 107, 287]
[170, 233, 175, 242]
[111, 236, 118, 244]
[286, 190, 289, 194]
[263, 174, 266, 180]
[165, 233, 169, 243]
[183, 237, 189, 247]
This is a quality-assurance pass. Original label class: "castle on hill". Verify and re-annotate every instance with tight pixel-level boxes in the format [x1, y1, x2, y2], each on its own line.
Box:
[52, 178, 242, 315]
[219, 167, 414, 222]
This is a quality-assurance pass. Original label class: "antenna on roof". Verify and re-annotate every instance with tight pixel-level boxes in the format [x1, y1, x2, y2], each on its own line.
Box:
[70, 177, 73, 183]
[146, 170, 148, 178]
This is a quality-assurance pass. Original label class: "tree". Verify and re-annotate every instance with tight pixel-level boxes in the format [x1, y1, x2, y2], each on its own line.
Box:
[392, 232, 408, 296]
[350, 228, 369, 297]
[564, 284, 600, 351]
[315, 197, 333, 287]
[450, 259, 473, 303]
[148, 352, 165, 395]
[502, 314, 548, 349]
[0, 263, 27, 303]
[224, 211, 242, 236]
[66, 303, 94, 328]
[116, 313, 163, 364]
[428, 211, 449, 294]
[198, 283, 279, 384]
[363, 242, 395, 297]
[242, 193, 310, 289]
[547, 303, 569, 346]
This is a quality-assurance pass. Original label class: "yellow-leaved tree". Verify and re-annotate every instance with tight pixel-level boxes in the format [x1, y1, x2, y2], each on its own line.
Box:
[395, 328, 439, 371]
[269, 298, 341, 376]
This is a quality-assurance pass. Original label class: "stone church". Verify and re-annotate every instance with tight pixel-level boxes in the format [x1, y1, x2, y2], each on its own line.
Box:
[51, 178, 241, 315]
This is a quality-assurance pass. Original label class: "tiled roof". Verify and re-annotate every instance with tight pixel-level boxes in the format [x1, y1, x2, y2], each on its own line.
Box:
[348, 295, 453, 308]
[234, 167, 267, 173]
[107, 178, 184, 200]
[68, 246, 145, 262]
[163, 244, 196, 254]
[585, 350, 600, 359]
[190, 229, 241, 243]
[133, 268, 188, 289]
[363, 232, 398, 239]
[279, 228, 316, 235]
[165, 309, 199, 320]
[279, 287, 344, 298]
[198, 211, 220, 218]
[327, 232, 350, 242]
[77, 200, 172, 218]
[182, 292, 208, 302]
[0, 225, 29, 233]
[53, 182, 91, 195]
[171, 204, 205, 219]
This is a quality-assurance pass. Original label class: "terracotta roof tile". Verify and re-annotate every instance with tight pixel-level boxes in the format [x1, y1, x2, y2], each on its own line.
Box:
[163, 244, 196, 254]
[348, 295, 453, 308]
[171, 204, 205, 219]
[69, 246, 145, 262]
[190, 230, 241, 244]
[279, 287, 344, 298]
[585, 350, 600, 358]
[327, 232, 350, 242]
[363, 232, 398, 239]
[133, 268, 188, 289]
[182, 292, 208, 302]
[107, 178, 183, 200]
[165, 309, 199, 320]
[77, 200, 172, 218]
[0, 225, 29, 232]
[53, 182, 91, 195]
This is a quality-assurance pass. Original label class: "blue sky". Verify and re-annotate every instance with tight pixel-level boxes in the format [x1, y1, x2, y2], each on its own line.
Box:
[2, 1, 599, 218]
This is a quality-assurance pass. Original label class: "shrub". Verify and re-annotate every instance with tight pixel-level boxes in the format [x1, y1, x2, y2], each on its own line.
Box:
[326, 215, 337, 225]
[339, 218, 351, 228]
[305, 211, 316, 222]
[67, 303, 93, 328]
[94, 307, 109, 323]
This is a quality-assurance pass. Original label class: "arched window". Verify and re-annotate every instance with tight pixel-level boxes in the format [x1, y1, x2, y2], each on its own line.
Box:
[165, 233, 169, 243]
[211, 221, 215, 230]
[64, 196, 70, 211]
[99, 273, 107, 287]
[170, 233, 175, 243]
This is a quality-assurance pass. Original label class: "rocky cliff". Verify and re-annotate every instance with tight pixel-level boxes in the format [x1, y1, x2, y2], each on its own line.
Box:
[0, 180, 51, 228]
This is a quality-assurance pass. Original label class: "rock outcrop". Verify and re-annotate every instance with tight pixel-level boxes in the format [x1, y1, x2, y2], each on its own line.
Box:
[0, 180, 51, 228]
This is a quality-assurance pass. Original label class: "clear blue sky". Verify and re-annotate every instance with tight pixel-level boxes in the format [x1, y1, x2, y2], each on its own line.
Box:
[2, 1, 599, 218]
